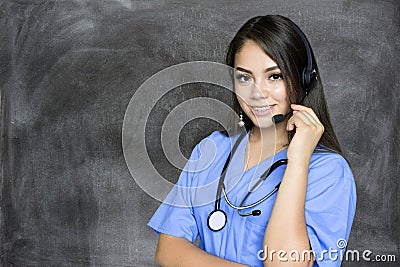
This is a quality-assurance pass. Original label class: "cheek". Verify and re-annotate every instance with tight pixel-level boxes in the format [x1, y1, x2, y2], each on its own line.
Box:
[236, 97, 248, 111]
[234, 88, 251, 105]
[236, 97, 253, 116]
[270, 86, 288, 103]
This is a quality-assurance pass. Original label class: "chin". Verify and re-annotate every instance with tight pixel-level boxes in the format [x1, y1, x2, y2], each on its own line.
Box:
[250, 118, 275, 129]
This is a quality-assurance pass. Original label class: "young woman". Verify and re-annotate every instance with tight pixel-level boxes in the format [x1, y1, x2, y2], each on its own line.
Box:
[148, 15, 356, 267]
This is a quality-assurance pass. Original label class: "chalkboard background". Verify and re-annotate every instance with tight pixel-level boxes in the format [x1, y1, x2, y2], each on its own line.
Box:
[1, 0, 399, 266]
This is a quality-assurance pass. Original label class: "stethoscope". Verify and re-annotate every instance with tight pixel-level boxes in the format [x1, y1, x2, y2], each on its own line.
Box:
[207, 130, 288, 232]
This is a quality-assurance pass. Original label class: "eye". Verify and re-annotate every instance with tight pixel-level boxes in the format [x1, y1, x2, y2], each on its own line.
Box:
[235, 73, 253, 84]
[268, 73, 284, 81]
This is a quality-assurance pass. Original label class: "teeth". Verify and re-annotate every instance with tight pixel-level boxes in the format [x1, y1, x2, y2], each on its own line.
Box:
[253, 106, 271, 111]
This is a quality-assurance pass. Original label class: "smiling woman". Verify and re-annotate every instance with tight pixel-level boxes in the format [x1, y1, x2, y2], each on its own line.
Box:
[147, 15, 356, 267]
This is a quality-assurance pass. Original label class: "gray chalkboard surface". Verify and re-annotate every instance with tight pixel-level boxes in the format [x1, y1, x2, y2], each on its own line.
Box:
[1, 0, 399, 266]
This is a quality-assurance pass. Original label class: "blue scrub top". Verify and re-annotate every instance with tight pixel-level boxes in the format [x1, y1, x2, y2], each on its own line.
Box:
[148, 130, 356, 267]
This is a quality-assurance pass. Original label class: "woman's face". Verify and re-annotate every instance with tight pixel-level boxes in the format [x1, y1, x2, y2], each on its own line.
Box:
[234, 40, 290, 129]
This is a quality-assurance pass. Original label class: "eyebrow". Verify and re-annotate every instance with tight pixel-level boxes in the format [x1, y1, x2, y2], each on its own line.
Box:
[235, 66, 279, 74]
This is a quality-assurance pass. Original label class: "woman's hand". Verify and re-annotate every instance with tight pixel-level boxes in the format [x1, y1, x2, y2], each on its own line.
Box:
[286, 104, 324, 163]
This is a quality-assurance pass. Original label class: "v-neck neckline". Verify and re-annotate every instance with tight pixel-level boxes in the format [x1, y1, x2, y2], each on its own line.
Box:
[240, 131, 288, 174]
[222, 131, 287, 194]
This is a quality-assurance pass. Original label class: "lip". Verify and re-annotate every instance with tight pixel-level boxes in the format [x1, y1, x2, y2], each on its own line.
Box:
[250, 104, 275, 116]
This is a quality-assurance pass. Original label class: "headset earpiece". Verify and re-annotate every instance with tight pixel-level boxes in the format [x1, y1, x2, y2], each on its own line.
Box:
[302, 68, 310, 93]
[302, 68, 317, 95]
[308, 69, 318, 93]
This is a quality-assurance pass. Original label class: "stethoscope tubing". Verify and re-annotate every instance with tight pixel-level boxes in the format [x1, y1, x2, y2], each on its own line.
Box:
[214, 130, 247, 211]
[213, 130, 288, 214]
[221, 183, 280, 210]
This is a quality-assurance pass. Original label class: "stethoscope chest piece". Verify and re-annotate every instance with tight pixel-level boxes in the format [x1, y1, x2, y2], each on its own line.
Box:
[207, 209, 227, 232]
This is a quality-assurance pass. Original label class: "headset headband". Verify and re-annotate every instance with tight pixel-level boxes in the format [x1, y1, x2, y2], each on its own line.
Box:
[286, 19, 317, 95]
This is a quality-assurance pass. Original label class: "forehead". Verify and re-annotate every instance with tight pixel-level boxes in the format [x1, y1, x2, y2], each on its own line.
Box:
[234, 40, 278, 69]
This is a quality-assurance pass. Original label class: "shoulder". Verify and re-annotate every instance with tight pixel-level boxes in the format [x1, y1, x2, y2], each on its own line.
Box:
[196, 130, 238, 153]
[199, 130, 230, 144]
[306, 151, 356, 205]
[308, 150, 354, 185]
[185, 130, 236, 171]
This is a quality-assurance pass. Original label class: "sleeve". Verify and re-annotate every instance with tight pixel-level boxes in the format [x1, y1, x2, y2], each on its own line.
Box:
[305, 154, 357, 267]
[147, 140, 202, 243]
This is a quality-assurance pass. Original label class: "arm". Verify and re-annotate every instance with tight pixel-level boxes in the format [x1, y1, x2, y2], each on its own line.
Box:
[263, 104, 324, 267]
[155, 233, 249, 267]
[149, 132, 249, 266]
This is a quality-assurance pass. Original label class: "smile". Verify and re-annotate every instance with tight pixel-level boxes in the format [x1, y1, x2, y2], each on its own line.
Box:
[250, 105, 274, 116]
[253, 106, 271, 111]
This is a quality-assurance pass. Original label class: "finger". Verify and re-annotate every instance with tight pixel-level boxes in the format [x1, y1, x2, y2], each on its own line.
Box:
[299, 110, 319, 125]
[291, 104, 323, 126]
[291, 104, 317, 118]
[289, 106, 325, 135]
[286, 111, 315, 131]
[291, 103, 311, 110]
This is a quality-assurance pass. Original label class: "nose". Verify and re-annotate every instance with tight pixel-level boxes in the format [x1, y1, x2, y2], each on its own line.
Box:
[249, 78, 269, 100]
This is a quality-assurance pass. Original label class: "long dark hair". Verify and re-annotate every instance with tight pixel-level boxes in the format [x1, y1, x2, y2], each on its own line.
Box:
[225, 15, 344, 156]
